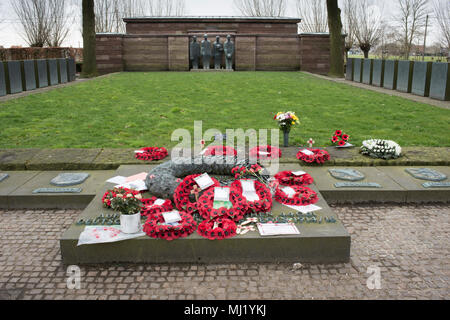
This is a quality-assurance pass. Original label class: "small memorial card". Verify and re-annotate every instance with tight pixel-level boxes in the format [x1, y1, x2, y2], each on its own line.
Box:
[154, 199, 166, 206]
[213, 187, 233, 209]
[282, 186, 296, 199]
[134, 150, 145, 154]
[285, 204, 322, 214]
[258, 151, 270, 156]
[300, 149, 314, 156]
[194, 173, 215, 190]
[292, 171, 307, 176]
[116, 180, 148, 192]
[125, 172, 148, 183]
[240, 180, 259, 201]
[257, 223, 300, 236]
[336, 143, 354, 148]
[106, 176, 127, 185]
[162, 211, 182, 224]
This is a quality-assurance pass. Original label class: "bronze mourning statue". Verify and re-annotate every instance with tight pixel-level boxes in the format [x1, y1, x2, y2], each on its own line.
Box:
[224, 35, 235, 70]
[189, 36, 200, 70]
[212, 36, 224, 70]
[201, 34, 212, 70]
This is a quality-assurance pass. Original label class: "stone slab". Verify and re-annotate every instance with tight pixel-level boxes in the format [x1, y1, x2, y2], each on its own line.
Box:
[92, 148, 161, 169]
[353, 58, 363, 83]
[50, 173, 90, 186]
[397, 60, 414, 93]
[306, 166, 407, 203]
[5, 61, 23, 94]
[8, 170, 114, 209]
[36, 59, 48, 88]
[68, 58, 76, 82]
[362, 59, 372, 85]
[372, 59, 384, 87]
[429, 62, 450, 101]
[58, 58, 68, 84]
[22, 60, 37, 91]
[0, 149, 42, 170]
[345, 58, 353, 81]
[411, 61, 432, 97]
[47, 59, 59, 86]
[0, 62, 6, 96]
[26, 149, 102, 170]
[0, 171, 40, 208]
[379, 166, 450, 203]
[60, 164, 351, 265]
[383, 60, 398, 90]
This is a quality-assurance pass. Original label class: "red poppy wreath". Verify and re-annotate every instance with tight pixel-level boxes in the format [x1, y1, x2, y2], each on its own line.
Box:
[197, 217, 237, 240]
[274, 171, 314, 186]
[197, 187, 249, 222]
[203, 145, 237, 157]
[230, 179, 272, 214]
[141, 197, 173, 217]
[135, 147, 168, 161]
[249, 146, 282, 160]
[296, 148, 330, 165]
[143, 211, 197, 241]
[173, 174, 220, 214]
[275, 185, 319, 206]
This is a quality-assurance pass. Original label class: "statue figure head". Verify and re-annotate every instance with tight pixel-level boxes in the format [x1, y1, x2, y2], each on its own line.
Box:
[227, 35, 232, 42]
[192, 36, 197, 42]
[216, 36, 220, 42]
[204, 34, 208, 40]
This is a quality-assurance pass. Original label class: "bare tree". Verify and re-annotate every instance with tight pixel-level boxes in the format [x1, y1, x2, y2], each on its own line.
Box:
[11, 0, 50, 47]
[47, 0, 72, 47]
[233, 0, 287, 17]
[351, 0, 385, 58]
[295, 0, 328, 33]
[395, 0, 430, 59]
[433, 0, 450, 50]
[145, 0, 186, 16]
[341, 0, 357, 58]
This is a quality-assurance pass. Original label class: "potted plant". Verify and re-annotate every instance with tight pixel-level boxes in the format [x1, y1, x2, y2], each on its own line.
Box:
[274, 111, 299, 147]
[110, 191, 143, 234]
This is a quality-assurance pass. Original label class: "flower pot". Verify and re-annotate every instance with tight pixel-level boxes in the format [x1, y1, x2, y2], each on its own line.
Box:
[120, 212, 141, 234]
[283, 131, 290, 147]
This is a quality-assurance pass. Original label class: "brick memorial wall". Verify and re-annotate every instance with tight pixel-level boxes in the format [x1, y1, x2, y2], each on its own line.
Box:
[96, 17, 340, 75]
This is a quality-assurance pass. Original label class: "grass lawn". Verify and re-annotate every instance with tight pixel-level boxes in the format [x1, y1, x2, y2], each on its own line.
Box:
[0, 72, 449, 149]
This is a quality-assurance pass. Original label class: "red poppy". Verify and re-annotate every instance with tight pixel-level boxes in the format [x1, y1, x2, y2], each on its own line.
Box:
[335, 130, 343, 137]
[331, 135, 339, 143]
[135, 147, 168, 162]
[338, 140, 346, 146]
[342, 134, 349, 141]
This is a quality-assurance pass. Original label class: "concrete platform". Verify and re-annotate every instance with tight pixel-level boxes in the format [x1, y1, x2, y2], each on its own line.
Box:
[1, 170, 114, 209]
[306, 166, 408, 204]
[60, 165, 351, 265]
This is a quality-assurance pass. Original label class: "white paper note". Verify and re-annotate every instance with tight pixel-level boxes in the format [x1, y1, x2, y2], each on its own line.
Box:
[194, 173, 215, 190]
[78, 226, 145, 246]
[154, 199, 165, 206]
[106, 176, 127, 185]
[115, 180, 148, 192]
[134, 150, 145, 154]
[284, 204, 322, 214]
[282, 187, 296, 199]
[292, 171, 307, 176]
[258, 151, 270, 156]
[214, 187, 230, 202]
[240, 180, 259, 201]
[257, 223, 300, 236]
[300, 149, 314, 156]
[162, 211, 182, 224]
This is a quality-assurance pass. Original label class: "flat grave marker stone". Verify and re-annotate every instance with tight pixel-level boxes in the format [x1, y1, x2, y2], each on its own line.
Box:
[423, 182, 450, 188]
[33, 188, 82, 194]
[429, 62, 450, 101]
[328, 168, 365, 181]
[411, 61, 432, 97]
[0, 173, 9, 183]
[22, 60, 37, 91]
[50, 173, 90, 186]
[397, 60, 414, 93]
[0, 62, 6, 96]
[405, 168, 447, 181]
[383, 60, 398, 90]
[372, 59, 384, 87]
[36, 59, 48, 88]
[335, 182, 381, 188]
[47, 59, 59, 85]
[6, 61, 23, 94]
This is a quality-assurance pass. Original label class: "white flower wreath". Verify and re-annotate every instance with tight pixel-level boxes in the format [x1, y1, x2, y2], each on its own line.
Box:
[361, 139, 402, 160]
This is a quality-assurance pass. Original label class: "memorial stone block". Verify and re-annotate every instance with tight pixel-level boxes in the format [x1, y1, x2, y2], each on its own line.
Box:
[22, 60, 37, 91]
[0, 62, 6, 96]
[353, 58, 363, 83]
[396, 60, 414, 93]
[383, 60, 398, 90]
[329, 169, 365, 181]
[405, 168, 447, 181]
[411, 61, 432, 96]
[372, 59, 384, 87]
[67, 58, 76, 82]
[58, 58, 68, 84]
[50, 173, 90, 187]
[346, 58, 353, 81]
[429, 62, 450, 101]
[362, 59, 373, 84]
[47, 59, 59, 85]
[6, 61, 23, 94]
[36, 59, 48, 88]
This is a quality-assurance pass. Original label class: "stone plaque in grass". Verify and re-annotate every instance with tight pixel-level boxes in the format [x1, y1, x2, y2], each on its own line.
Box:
[372, 59, 384, 87]
[50, 173, 90, 186]
[383, 60, 398, 90]
[353, 58, 363, 83]
[58, 58, 68, 83]
[396, 60, 414, 93]
[346, 58, 353, 81]
[0, 62, 6, 96]
[6, 61, 23, 94]
[429, 62, 450, 101]
[47, 59, 59, 85]
[411, 61, 432, 97]
[68, 58, 76, 82]
[362, 59, 372, 85]
[36, 59, 48, 88]
[22, 60, 37, 91]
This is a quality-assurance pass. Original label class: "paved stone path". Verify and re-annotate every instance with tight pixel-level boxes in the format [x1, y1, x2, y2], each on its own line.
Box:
[0, 204, 448, 300]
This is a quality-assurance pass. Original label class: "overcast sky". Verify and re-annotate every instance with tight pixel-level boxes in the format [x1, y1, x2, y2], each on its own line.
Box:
[0, 0, 440, 48]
